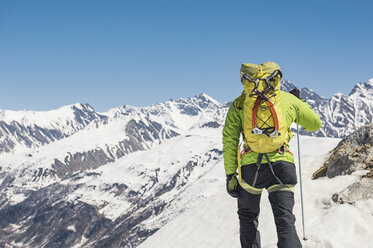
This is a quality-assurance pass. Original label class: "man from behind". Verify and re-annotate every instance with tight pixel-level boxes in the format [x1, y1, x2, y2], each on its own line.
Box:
[223, 62, 321, 248]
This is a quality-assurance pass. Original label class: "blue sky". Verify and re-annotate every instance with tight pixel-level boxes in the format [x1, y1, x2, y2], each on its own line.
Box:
[1, 0, 372, 111]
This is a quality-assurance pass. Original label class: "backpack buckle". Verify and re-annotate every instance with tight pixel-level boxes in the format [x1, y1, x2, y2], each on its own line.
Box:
[269, 130, 280, 138]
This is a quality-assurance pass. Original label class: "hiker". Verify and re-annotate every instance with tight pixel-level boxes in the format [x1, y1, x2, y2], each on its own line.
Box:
[222, 62, 321, 248]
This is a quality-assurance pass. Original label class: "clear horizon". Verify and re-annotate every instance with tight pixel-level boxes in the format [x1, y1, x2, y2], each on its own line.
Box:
[1, 0, 372, 112]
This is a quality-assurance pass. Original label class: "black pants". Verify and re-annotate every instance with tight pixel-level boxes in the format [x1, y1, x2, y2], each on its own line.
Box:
[237, 161, 302, 248]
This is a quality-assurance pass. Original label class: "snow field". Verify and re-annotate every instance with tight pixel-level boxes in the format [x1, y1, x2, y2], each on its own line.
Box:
[65, 129, 224, 221]
[139, 136, 373, 248]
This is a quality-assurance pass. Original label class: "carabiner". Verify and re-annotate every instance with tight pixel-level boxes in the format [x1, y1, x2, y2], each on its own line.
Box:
[269, 130, 281, 138]
[252, 128, 263, 135]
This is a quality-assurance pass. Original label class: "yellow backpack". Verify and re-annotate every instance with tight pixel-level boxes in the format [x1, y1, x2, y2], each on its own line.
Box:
[238, 62, 288, 153]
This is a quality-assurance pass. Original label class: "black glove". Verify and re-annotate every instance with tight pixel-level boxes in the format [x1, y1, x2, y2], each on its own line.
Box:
[290, 87, 303, 99]
[226, 173, 239, 198]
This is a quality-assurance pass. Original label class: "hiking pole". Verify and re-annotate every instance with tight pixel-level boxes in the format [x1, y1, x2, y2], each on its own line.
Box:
[297, 124, 307, 241]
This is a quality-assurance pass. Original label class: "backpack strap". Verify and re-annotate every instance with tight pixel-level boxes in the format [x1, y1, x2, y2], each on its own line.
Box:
[251, 95, 280, 138]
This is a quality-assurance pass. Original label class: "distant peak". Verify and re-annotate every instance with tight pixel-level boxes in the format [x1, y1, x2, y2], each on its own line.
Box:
[194, 93, 221, 106]
[195, 93, 210, 99]
[70, 103, 95, 111]
[280, 79, 296, 92]
[349, 78, 373, 96]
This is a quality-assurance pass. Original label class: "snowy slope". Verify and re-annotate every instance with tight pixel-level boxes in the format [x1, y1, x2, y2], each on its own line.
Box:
[0, 127, 224, 247]
[138, 136, 373, 248]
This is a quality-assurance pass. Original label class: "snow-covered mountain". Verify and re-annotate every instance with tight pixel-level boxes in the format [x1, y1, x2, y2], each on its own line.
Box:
[281, 78, 373, 137]
[0, 93, 226, 247]
[0, 103, 106, 153]
[1, 79, 373, 157]
[0, 78, 373, 247]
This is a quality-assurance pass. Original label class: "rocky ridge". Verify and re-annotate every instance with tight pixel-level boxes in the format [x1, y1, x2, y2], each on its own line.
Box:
[313, 124, 373, 204]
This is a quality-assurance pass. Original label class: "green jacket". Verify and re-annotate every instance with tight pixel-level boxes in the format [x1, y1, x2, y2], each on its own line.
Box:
[222, 91, 321, 175]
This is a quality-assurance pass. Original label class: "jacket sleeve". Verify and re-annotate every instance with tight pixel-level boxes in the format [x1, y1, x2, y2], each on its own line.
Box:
[287, 92, 321, 132]
[222, 99, 242, 175]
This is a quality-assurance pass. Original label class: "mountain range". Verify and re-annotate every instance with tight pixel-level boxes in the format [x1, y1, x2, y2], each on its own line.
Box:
[0, 77, 372, 247]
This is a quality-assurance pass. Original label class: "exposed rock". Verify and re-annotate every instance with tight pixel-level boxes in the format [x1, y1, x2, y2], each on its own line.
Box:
[312, 165, 327, 179]
[51, 148, 115, 180]
[332, 178, 373, 204]
[312, 124, 373, 205]
[125, 118, 178, 146]
[201, 121, 220, 128]
[313, 124, 373, 179]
